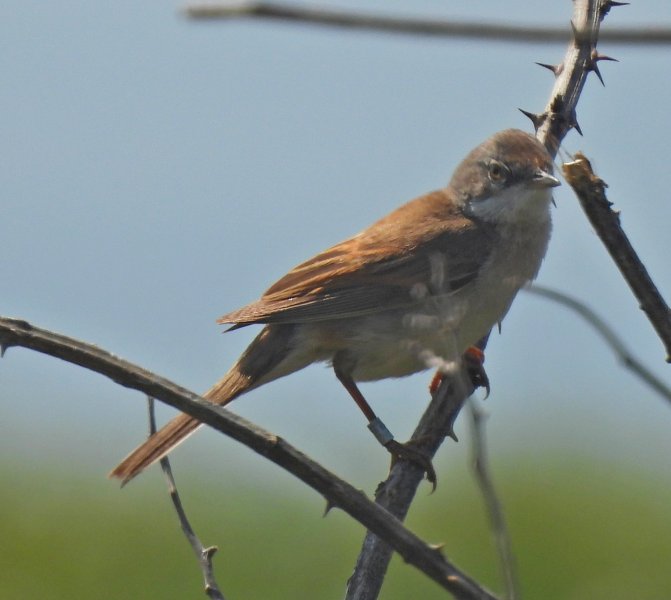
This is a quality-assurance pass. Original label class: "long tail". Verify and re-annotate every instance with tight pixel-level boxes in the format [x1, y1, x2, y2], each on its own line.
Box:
[109, 324, 297, 485]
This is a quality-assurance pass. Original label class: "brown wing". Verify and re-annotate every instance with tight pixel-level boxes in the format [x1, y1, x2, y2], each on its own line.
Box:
[218, 189, 496, 327]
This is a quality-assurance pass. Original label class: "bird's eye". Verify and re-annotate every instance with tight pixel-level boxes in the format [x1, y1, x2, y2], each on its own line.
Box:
[488, 160, 509, 184]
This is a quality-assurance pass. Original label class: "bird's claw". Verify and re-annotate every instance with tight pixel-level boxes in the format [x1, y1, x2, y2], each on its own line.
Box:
[384, 439, 437, 491]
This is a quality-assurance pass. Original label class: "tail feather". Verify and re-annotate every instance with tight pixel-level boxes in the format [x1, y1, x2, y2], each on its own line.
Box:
[109, 324, 298, 485]
[108, 368, 249, 485]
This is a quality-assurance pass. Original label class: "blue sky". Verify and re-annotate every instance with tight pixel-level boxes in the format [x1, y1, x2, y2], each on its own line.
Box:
[2, 1, 670, 489]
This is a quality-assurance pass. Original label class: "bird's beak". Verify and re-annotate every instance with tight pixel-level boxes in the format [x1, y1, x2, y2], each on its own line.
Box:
[532, 168, 561, 188]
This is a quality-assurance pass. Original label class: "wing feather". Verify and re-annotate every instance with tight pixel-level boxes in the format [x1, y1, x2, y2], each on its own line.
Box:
[218, 190, 495, 327]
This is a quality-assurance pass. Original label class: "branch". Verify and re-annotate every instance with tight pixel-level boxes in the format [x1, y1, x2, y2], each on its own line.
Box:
[148, 398, 226, 600]
[468, 398, 520, 600]
[526, 285, 671, 404]
[0, 316, 497, 600]
[346, 369, 475, 599]
[561, 155, 671, 362]
[467, 400, 519, 600]
[184, 1, 671, 46]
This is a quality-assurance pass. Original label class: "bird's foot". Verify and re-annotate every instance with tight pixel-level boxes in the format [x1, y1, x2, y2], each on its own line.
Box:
[464, 346, 490, 397]
[429, 346, 490, 398]
[384, 439, 437, 491]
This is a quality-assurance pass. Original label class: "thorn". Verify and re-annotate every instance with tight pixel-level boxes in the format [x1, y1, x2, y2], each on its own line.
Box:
[535, 62, 563, 76]
[518, 108, 546, 132]
[0, 343, 6, 358]
[589, 49, 616, 86]
[569, 109, 583, 136]
[603, 0, 629, 12]
[203, 546, 218, 559]
[591, 62, 605, 86]
[569, 20, 578, 41]
[430, 542, 446, 552]
[446, 427, 459, 443]
[569, 19, 592, 45]
[594, 52, 618, 63]
[323, 499, 336, 517]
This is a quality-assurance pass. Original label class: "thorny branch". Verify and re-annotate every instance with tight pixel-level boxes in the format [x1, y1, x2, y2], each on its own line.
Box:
[0, 316, 498, 600]
[561, 155, 671, 362]
[530, 0, 615, 155]
[147, 398, 226, 600]
[185, 1, 671, 45]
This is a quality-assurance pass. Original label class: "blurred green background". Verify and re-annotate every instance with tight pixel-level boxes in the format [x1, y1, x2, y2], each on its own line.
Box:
[2, 450, 670, 599]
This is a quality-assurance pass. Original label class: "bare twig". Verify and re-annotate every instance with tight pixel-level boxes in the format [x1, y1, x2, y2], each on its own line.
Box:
[0, 316, 498, 600]
[147, 397, 226, 600]
[346, 369, 474, 600]
[526, 285, 671, 404]
[561, 154, 671, 362]
[467, 400, 519, 600]
[520, 284, 671, 600]
[185, 1, 671, 46]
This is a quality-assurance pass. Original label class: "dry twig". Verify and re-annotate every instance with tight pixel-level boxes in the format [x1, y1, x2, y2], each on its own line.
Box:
[467, 400, 519, 600]
[526, 285, 671, 403]
[185, 1, 671, 45]
[561, 155, 671, 362]
[147, 397, 226, 600]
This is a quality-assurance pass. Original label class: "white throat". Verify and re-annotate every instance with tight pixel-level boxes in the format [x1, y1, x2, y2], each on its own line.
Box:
[467, 183, 553, 226]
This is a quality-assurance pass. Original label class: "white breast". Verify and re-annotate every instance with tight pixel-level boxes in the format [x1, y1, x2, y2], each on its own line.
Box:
[455, 185, 553, 350]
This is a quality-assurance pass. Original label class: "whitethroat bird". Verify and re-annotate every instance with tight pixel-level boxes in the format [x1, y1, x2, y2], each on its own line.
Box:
[110, 128, 560, 485]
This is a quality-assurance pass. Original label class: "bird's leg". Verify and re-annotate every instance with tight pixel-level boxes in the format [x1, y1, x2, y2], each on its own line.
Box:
[334, 366, 437, 488]
[429, 345, 490, 398]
